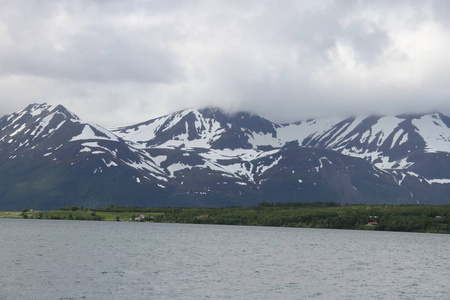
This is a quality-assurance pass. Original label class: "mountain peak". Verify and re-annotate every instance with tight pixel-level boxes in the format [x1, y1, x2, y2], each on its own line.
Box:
[113, 106, 278, 150]
[25, 102, 54, 113]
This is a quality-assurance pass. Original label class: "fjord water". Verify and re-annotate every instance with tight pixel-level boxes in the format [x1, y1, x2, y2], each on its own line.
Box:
[1, 219, 449, 299]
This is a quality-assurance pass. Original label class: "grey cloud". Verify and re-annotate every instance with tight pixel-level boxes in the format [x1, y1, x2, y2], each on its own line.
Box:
[0, 0, 183, 83]
[340, 21, 391, 64]
[0, 0, 450, 127]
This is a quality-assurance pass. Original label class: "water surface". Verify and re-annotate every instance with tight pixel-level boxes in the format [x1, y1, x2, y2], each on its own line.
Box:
[1, 219, 449, 299]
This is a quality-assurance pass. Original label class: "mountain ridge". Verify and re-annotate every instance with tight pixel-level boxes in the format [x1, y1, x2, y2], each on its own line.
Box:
[1, 103, 450, 210]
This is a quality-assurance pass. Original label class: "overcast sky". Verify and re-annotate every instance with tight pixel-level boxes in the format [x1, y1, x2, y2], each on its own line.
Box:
[1, 0, 450, 127]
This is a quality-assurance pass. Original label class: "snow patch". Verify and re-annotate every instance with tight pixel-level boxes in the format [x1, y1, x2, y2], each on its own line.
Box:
[102, 158, 118, 167]
[9, 123, 27, 137]
[390, 129, 404, 149]
[152, 155, 167, 166]
[167, 163, 192, 177]
[398, 133, 408, 146]
[317, 157, 332, 171]
[425, 178, 450, 184]
[412, 114, 450, 153]
[31, 113, 56, 138]
[70, 124, 119, 142]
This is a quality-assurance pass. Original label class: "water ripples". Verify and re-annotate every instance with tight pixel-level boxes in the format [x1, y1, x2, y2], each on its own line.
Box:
[1, 219, 449, 299]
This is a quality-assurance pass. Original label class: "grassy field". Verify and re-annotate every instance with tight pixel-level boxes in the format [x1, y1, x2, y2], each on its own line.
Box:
[9, 209, 164, 222]
[2, 203, 449, 233]
[0, 211, 23, 218]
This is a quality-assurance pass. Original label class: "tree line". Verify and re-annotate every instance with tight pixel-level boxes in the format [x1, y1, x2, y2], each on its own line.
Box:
[20, 202, 450, 233]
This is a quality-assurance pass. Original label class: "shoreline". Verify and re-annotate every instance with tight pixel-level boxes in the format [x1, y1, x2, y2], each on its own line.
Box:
[2, 204, 449, 234]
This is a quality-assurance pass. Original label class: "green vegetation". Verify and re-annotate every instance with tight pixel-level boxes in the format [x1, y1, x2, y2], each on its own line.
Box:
[0, 211, 23, 218]
[3, 202, 449, 233]
[10, 207, 164, 222]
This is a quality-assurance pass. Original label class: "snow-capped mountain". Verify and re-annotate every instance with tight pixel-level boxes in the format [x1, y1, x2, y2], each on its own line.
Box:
[1, 103, 449, 210]
[280, 114, 450, 203]
[113, 107, 277, 150]
[0, 104, 171, 209]
[115, 108, 450, 204]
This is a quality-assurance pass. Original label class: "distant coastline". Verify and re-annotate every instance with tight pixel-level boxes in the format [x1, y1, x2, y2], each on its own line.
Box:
[2, 203, 449, 234]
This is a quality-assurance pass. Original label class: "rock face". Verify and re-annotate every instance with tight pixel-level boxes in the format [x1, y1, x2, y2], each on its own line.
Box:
[1, 103, 449, 210]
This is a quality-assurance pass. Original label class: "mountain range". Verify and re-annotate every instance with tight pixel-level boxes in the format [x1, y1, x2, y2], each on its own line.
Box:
[1, 103, 450, 210]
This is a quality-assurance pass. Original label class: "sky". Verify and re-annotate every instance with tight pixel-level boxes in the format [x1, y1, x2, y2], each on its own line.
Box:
[1, 0, 450, 127]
